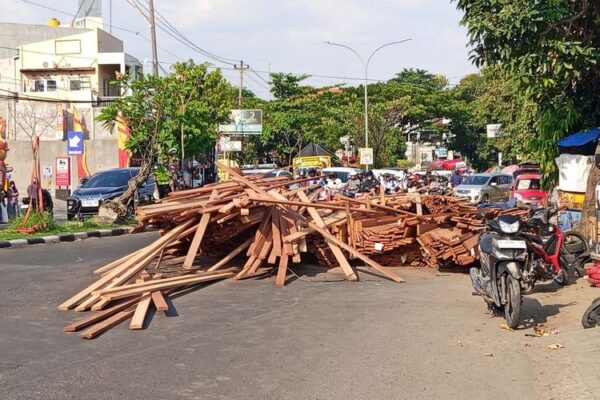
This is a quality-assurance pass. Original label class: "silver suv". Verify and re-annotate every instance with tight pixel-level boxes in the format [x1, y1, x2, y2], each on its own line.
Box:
[454, 173, 513, 204]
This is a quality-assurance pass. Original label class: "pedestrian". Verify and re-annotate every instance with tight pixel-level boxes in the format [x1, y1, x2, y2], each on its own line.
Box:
[27, 177, 40, 210]
[451, 169, 463, 187]
[6, 180, 19, 220]
[154, 162, 170, 199]
[0, 189, 6, 223]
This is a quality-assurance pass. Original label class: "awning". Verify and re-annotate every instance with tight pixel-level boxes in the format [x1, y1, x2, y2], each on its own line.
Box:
[558, 127, 600, 155]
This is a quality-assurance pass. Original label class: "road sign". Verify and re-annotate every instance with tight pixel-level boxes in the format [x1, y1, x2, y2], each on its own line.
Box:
[55, 157, 70, 186]
[67, 131, 84, 155]
[359, 148, 373, 165]
[42, 166, 53, 177]
[486, 124, 502, 138]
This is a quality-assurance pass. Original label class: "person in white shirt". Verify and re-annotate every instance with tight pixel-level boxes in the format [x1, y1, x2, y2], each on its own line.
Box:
[326, 173, 343, 191]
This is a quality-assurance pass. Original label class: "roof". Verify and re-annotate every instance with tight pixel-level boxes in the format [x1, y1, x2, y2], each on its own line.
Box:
[558, 127, 600, 155]
[297, 142, 335, 157]
[323, 167, 362, 173]
[515, 173, 542, 180]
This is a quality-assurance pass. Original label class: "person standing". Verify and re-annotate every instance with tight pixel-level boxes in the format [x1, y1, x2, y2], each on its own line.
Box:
[6, 181, 19, 219]
[27, 177, 40, 210]
[451, 169, 463, 187]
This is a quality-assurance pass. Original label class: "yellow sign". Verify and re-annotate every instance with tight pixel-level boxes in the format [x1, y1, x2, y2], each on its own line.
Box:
[292, 156, 332, 170]
[559, 190, 585, 210]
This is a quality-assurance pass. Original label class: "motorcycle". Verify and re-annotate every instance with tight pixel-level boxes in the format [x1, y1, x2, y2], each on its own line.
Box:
[471, 214, 528, 329]
[582, 297, 600, 329]
[519, 207, 584, 290]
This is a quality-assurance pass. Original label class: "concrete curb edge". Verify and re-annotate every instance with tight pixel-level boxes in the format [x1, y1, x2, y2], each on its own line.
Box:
[0, 225, 155, 250]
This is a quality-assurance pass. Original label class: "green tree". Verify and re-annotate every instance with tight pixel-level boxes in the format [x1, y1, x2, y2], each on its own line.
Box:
[96, 64, 233, 219]
[454, 0, 600, 236]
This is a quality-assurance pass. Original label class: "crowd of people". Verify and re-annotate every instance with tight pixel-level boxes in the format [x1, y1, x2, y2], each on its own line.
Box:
[293, 168, 467, 201]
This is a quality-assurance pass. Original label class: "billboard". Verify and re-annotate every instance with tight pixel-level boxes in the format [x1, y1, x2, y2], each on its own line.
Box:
[218, 137, 242, 152]
[219, 109, 262, 134]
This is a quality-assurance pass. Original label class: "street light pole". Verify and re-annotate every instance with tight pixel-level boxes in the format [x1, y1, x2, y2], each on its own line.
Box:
[325, 39, 412, 170]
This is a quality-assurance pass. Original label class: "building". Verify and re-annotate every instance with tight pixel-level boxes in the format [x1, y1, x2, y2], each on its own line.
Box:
[0, 3, 143, 195]
[0, 21, 142, 105]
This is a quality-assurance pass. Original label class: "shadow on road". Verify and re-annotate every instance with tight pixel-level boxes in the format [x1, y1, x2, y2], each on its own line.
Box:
[519, 297, 576, 329]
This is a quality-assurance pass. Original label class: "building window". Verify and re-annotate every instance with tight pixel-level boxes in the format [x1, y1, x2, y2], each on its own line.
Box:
[33, 79, 45, 92]
[70, 79, 82, 91]
[46, 80, 57, 91]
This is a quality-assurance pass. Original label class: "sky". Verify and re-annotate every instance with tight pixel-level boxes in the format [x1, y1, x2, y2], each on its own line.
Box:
[4, 0, 478, 98]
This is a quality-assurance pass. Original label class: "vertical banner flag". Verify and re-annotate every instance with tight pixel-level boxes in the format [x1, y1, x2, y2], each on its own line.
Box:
[116, 113, 131, 168]
[72, 106, 90, 178]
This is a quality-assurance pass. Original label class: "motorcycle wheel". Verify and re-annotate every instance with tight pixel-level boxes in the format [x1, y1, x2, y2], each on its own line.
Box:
[562, 231, 589, 277]
[505, 275, 522, 329]
[582, 297, 600, 329]
[555, 253, 571, 286]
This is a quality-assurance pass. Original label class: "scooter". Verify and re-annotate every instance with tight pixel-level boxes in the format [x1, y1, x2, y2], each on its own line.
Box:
[471, 214, 528, 329]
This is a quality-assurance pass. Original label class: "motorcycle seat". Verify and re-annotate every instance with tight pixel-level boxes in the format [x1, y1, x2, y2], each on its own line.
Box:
[479, 234, 494, 254]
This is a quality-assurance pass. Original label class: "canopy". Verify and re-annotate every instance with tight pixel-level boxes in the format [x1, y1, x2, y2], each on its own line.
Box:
[558, 127, 600, 155]
[297, 142, 336, 157]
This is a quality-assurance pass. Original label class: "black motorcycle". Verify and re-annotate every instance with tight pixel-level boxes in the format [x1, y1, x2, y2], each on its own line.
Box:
[471, 214, 528, 329]
[582, 297, 600, 329]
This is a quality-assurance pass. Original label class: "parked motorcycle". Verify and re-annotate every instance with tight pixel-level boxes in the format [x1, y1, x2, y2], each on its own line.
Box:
[519, 207, 584, 290]
[471, 214, 528, 329]
[582, 297, 600, 329]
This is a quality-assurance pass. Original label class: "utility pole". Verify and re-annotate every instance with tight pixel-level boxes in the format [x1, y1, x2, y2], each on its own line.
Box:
[148, 0, 159, 76]
[234, 60, 249, 107]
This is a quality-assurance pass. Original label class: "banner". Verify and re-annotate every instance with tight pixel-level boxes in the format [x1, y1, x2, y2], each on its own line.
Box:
[72, 107, 90, 178]
[116, 113, 131, 168]
[359, 148, 373, 165]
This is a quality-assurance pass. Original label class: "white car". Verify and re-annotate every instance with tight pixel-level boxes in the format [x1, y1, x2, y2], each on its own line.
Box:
[322, 167, 363, 183]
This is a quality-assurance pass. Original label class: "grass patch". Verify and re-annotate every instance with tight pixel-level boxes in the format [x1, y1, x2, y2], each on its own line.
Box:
[0, 214, 138, 241]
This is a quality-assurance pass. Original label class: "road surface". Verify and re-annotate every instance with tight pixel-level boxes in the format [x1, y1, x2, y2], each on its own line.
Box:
[0, 233, 598, 400]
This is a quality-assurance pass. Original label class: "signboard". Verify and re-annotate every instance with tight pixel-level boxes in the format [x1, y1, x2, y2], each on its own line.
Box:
[486, 124, 502, 138]
[218, 137, 242, 152]
[55, 157, 70, 186]
[55, 104, 66, 140]
[435, 147, 448, 158]
[218, 109, 262, 134]
[42, 166, 53, 177]
[67, 131, 84, 155]
[359, 148, 373, 165]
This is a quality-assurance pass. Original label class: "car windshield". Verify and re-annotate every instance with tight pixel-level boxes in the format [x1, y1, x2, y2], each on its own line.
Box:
[83, 170, 138, 188]
[462, 176, 490, 186]
[516, 179, 541, 190]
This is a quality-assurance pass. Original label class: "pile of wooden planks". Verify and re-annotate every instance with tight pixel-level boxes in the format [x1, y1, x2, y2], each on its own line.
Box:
[59, 164, 530, 339]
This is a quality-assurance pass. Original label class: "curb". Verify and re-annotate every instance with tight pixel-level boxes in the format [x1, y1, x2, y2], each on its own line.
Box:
[0, 226, 155, 250]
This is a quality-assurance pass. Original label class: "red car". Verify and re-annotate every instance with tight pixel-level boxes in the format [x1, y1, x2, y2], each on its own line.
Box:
[510, 173, 547, 206]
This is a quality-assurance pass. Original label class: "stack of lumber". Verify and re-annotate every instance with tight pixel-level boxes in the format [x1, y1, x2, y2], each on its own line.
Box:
[59, 163, 531, 339]
[60, 166, 406, 339]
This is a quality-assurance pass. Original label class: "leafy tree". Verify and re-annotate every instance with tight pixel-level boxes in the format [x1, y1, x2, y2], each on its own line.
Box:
[454, 0, 600, 236]
[96, 64, 233, 219]
[270, 72, 309, 100]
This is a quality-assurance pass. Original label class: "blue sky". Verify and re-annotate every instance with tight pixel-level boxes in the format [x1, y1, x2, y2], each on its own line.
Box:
[6, 0, 478, 97]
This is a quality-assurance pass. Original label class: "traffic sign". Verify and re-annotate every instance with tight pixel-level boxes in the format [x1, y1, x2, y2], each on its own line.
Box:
[67, 131, 84, 155]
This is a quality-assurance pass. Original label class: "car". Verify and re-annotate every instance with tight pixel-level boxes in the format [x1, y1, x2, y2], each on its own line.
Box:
[454, 173, 513, 204]
[510, 173, 547, 206]
[67, 167, 156, 220]
[322, 167, 363, 183]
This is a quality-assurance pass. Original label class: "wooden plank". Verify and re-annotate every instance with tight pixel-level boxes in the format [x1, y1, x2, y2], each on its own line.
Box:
[129, 294, 152, 330]
[275, 255, 289, 287]
[297, 191, 358, 282]
[80, 310, 135, 340]
[183, 190, 218, 269]
[206, 237, 253, 272]
[151, 291, 169, 312]
[63, 297, 141, 332]
[59, 219, 194, 311]
[99, 271, 236, 301]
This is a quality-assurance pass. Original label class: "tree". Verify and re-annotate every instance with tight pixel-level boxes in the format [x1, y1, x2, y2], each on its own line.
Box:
[455, 0, 600, 237]
[270, 72, 309, 100]
[96, 65, 233, 219]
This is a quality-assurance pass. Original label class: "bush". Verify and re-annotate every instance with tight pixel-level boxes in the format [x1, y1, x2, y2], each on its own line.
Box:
[396, 159, 415, 169]
[8, 212, 57, 231]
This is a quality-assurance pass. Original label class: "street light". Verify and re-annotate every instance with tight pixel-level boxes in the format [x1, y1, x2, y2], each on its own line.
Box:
[325, 39, 412, 170]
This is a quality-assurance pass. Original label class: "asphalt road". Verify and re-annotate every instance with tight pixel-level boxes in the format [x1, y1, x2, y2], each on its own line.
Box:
[0, 234, 598, 400]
